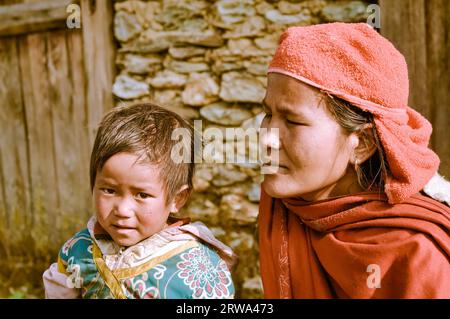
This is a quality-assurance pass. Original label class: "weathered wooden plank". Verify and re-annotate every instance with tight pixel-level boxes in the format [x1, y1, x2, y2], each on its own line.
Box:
[46, 30, 75, 238]
[426, 0, 450, 177]
[65, 28, 92, 230]
[0, 0, 78, 37]
[81, 0, 115, 146]
[19, 31, 61, 253]
[380, 0, 429, 119]
[0, 36, 32, 252]
[46, 29, 92, 239]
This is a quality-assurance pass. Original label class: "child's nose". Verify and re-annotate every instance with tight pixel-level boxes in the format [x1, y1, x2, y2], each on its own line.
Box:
[114, 197, 135, 218]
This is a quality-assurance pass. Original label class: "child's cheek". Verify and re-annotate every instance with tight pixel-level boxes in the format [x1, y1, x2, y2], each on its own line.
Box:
[95, 196, 111, 217]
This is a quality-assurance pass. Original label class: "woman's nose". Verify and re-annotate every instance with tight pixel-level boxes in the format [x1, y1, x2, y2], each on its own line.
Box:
[259, 125, 281, 174]
[260, 127, 281, 150]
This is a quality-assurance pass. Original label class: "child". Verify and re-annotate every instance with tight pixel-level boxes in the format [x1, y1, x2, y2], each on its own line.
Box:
[43, 103, 236, 299]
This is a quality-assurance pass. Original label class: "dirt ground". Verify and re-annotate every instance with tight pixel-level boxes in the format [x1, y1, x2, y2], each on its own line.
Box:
[0, 259, 47, 299]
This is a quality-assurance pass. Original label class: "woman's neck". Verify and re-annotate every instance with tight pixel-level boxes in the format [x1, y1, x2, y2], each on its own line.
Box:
[300, 167, 365, 202]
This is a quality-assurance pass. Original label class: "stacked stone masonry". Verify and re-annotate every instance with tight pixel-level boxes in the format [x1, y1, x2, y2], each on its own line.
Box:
[113, 0, 371, 298]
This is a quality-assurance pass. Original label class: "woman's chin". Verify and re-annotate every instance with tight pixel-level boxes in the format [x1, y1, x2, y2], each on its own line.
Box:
[262, 174, 315, 199]
[262, 177, 291, 198]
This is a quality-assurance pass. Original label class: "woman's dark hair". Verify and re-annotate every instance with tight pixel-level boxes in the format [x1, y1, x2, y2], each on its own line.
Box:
[323, 94, 391, 191]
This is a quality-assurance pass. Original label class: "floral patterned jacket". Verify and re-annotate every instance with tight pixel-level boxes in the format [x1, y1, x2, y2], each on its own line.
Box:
[43, 217, 236, 299]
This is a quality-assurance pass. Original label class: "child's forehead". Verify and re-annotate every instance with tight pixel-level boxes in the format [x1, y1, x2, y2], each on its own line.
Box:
[106, 151, 160, 167]
[99, 152, 165, 183]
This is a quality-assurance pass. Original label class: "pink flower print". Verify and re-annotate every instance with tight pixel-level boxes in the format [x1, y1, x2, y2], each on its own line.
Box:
[123, 278, 159, 299]
[177, 247, 231, 298]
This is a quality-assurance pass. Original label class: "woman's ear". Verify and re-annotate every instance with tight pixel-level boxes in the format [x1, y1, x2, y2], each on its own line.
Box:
[349, 124, 377, 165]
[169, 185, 190, 213]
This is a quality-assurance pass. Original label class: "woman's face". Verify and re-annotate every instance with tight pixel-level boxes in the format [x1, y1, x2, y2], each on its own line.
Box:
[260, 73, 360, 201]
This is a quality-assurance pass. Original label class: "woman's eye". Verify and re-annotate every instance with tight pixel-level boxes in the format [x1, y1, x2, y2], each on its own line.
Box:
[136, 192, 151, 199]
[286, 119, 304, 126]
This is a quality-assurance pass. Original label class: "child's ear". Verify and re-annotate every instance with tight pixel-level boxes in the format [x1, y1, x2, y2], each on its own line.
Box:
[169, 185, 190, 213]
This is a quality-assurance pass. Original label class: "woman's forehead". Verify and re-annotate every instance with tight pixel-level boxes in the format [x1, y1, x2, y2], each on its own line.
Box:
[264, 73, 326, 114]
[267, 73, 321, 98]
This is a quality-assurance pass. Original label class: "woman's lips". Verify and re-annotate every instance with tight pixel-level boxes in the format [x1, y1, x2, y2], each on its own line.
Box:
[261, 163, 288, 169]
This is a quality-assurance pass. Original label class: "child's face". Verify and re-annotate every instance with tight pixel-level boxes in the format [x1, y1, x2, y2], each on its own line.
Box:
[93, 152, 177, 247]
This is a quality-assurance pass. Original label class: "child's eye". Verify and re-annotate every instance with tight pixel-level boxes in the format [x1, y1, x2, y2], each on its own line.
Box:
[136, 192, 151, 199]
[101, 188, 115, 195]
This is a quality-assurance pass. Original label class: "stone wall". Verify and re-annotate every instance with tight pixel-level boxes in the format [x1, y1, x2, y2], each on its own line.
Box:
[112, 0, 371, 298]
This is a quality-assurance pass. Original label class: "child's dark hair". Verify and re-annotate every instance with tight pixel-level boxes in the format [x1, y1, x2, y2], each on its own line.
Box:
[89, 102, 195, 203]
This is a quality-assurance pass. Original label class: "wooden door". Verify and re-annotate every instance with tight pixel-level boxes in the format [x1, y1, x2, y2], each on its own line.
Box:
[0, 0, 115, 292]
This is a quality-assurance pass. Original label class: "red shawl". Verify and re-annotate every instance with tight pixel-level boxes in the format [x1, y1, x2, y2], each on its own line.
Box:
[259, 189, 450, 298]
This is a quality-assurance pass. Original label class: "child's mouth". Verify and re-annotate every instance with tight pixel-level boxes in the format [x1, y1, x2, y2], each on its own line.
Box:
[112, 224, 135, 230]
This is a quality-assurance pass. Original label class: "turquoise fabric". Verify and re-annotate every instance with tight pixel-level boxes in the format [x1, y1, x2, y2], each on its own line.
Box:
[58, 229, 235, 299]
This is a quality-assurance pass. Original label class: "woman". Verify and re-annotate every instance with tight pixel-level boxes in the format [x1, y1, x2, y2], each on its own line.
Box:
[258, 23, 450, 298]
